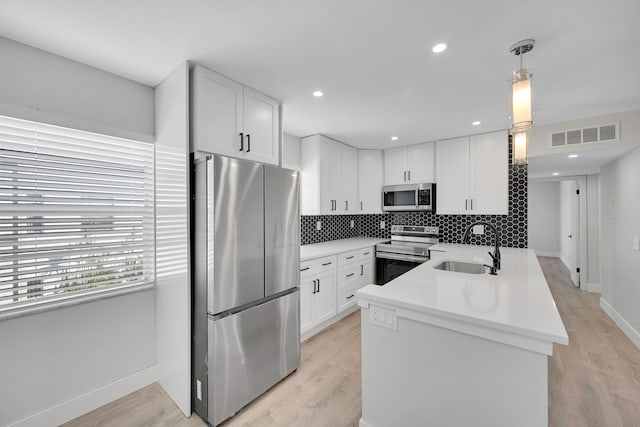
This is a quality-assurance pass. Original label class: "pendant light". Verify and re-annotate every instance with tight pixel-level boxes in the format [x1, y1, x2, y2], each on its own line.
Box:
[510, 39, 535, 165]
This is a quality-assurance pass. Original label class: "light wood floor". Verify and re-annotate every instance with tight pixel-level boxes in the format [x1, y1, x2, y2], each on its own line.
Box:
[65, 257, 640, 427]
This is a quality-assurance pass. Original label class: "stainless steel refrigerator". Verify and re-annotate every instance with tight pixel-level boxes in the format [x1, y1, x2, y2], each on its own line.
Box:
[191, 155, 300, 426]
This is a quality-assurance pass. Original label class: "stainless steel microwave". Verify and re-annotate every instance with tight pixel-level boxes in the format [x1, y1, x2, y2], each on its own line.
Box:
[382, 183, 435, 212]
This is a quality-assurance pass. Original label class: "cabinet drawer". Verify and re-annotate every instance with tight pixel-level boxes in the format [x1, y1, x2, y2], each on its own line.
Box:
[338, 263, 362, 287]
[338, 246, 373, 265]
[300, 255, 337, 278]
[337, 282, 359, 313]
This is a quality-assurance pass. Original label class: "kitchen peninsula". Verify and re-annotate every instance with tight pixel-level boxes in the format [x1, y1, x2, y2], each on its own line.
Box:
[356, 244, 568, 427]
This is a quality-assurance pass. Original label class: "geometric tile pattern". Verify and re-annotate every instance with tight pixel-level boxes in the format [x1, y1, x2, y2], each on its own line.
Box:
[302, 137, 528, 248]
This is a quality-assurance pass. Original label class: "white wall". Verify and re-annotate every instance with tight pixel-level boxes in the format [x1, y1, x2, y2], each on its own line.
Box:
[600, 145, 640, 349]
[0, 36, 160, 426]
[528, 181, 560, 256]
[154, 62, 191, 416]
[282, 132, 301, 170]
[559, 181, 577, 271]
[0, 36, 154, 141]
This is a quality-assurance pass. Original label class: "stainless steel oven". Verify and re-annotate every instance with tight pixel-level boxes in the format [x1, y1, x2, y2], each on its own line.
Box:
[375, 225, 439, 285]
[382, 183, 435, 212]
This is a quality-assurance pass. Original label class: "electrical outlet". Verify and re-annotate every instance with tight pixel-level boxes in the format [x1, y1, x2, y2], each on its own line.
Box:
[196, 380, 202, 401]
[316, 221, 322, 231]
[350, 220, 355, 228]
[634, 237, 639, 251]
[369, 304, 397, 330]
[473, 225, 485, 234]
[380, 220, 386, 229]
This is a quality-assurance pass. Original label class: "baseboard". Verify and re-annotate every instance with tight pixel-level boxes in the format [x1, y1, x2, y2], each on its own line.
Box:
[533, 251, 560, 258]
[9, 365, 158, 427]
[559, 255, 572, 271]
[600, 297, 640, 350]
[359, 417, 375, 427]
[587, 282, 602, 293]
[301, 305, 359, 342]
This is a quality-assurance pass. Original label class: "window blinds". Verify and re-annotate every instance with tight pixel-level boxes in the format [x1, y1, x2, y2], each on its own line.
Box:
[0, 115, 154, 318]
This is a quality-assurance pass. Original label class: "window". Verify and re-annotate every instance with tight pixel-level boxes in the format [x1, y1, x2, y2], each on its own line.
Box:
[0, 115, 154, 319]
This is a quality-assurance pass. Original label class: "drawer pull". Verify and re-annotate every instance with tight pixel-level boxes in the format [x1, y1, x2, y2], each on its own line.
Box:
[346, 294, 355, 300]
[300, 267, 310, 272]
[363, 251, 370, 255]
[322, 261, 333, 266]
[346, 256, 354, 260]
[346, 273, 355, 278]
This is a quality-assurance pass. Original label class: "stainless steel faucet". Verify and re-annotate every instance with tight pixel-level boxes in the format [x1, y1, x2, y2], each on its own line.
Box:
[462, 221, 501, 275]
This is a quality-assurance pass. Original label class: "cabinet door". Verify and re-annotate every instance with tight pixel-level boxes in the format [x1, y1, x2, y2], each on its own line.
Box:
[407, 142, 435, 182]
[436, 137, 470, 214]
[300, 277, 314, 334]
[361, 259, 374, 287]
[469, 131, 508, 214]
[317, 137, 335, 215]
[340, 144, 359, 213]
[242, 87, 280, 165]
[312, 270, 337, 324]
[192, 65, 243, 157]
[358, 150, 384, 213]
[384, 147, 408, 185]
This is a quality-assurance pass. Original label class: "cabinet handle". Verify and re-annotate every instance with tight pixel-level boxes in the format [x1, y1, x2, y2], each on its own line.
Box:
[346, 255, 354, 260]
[404, 171, 407, 181]
[470, 198, 473, 210]
[322, 261, 332, 266]
[239, 132, 244, 151]
[300, 267, 310, 272]
[363, 251, 370, 255]
[360, 265, 364, 276]
[317, 279, 321, 292]
[465, 199, 468, 210]
[346, 273, 355, 278]
[361, 201, 363, 211]
[312, 279, 317, 294]
[246, 134, 251, 152]
[346, 294, 355, 300]
[408, 170, 411, 181]
[345, 201, 348, 211]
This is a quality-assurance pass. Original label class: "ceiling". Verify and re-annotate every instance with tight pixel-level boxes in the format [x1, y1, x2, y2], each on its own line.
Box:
[1, 1, 639, 158]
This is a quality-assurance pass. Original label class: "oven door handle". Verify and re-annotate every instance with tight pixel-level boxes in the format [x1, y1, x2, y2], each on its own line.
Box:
[376, 252, 428, 263]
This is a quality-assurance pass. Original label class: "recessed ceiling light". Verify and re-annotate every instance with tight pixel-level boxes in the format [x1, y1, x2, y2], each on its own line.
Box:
[432, 43, 447, 53]
[472, 121, 481, 126]
[568, 154, 579, 158]
[313, 90, 323, 97]
[552, 172, 560, 176]
[391, 136, 399, 141]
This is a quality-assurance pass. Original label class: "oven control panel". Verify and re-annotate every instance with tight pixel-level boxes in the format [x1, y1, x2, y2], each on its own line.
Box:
[390, 225, 439, 236]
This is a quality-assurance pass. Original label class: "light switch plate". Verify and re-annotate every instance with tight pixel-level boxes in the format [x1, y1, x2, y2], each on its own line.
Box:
[473, 225, 485, 235]
[196, 380, 202, 401]
[350, 220, 355, 228]
[634, 237, 639, 251]
[380, 220, 386, 229]
[369, 304, 397, 330]
[316, 221, 322, 231]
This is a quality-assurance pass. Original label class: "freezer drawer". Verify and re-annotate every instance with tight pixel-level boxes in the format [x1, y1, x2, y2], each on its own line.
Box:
[208, 290, 300, 426]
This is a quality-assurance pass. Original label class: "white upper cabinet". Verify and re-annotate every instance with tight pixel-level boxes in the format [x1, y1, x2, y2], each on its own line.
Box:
[190, 65, 280, 165]
[282, 133, 301, 170]
[436, 130, 508, 215]
[384, 142, 435, 185]
[301, 135, 359, 215]
[358, 150, 384, 213]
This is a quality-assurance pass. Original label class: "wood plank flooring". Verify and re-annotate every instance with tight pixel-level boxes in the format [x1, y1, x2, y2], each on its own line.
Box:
[65, 257, 640, 427]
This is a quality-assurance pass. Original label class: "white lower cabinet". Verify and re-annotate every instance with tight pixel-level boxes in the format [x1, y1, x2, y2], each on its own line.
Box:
[300, 255, 337, 336]
[336, 246, 376, 313]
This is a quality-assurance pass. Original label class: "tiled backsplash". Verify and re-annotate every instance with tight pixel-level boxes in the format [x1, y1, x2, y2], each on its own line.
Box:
[301, 142, 528, 247]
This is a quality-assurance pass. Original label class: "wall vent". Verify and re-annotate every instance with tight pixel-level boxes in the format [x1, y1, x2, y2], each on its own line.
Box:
[551, 122, 619, 147]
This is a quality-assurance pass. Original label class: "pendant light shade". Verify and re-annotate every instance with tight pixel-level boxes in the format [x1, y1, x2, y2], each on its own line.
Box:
[513, 131, 528, 165]
[509, 39, 535, 165]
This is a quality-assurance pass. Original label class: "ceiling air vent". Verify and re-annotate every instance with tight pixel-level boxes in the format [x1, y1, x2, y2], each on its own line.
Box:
[550, 122, 619, 147]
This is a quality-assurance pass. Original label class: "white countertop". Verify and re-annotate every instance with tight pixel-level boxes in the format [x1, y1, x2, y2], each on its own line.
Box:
[357, 243, 569, 354]
[301, 237, 388, 261]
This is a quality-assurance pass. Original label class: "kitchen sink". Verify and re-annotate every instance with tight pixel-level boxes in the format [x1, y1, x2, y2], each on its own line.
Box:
[433, 260, 487, 274]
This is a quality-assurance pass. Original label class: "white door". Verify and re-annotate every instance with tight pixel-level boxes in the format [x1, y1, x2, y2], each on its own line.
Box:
[242, 87, 279, 165]
[469, 131, 508, 214]
[407, 142, 435, 183]
[341, 144, 359, 213]
[312, 270, 337, 324]
[436, 137, 470, 214]
[384, 147, 408, 185]
[192, 65, 243, 157]
[300, 277, 314, 334]
[358, 150, 384, 213]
